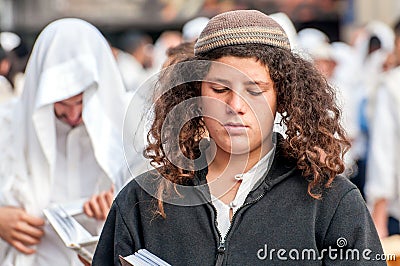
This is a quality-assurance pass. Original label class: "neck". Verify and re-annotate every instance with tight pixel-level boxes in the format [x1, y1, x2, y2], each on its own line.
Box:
[206, 138, 273, 181]
[205, 138, 273, 200]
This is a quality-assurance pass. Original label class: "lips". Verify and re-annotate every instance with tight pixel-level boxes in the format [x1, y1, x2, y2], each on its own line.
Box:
[224, 122, 246, 127]
[65, 118, 83, 127]
[223, 122, 248, 135]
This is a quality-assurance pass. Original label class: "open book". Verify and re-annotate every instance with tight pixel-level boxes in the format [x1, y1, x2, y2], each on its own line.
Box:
[43, 201, 99, 264]
[119, 249, 171, 266]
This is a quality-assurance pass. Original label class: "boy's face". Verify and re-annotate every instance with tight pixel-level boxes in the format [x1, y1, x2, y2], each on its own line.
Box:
[54, 93, 83, 127]
[201, 56, 277, 157]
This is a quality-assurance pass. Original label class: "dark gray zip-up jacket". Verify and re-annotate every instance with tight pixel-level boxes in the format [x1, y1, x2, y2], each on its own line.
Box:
[93, 139, 385, 266]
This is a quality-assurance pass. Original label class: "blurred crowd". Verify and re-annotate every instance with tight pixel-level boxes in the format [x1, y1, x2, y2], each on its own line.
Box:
[0, 9, 400, 264]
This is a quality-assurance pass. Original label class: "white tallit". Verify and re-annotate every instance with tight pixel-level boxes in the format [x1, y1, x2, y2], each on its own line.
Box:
[365, 67, 400, 223]
[0, 18, 131, 265]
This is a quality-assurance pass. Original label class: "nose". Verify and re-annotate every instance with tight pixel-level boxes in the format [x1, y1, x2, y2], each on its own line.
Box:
[66, 105, 82, 121]
[226, 92, 246, 115]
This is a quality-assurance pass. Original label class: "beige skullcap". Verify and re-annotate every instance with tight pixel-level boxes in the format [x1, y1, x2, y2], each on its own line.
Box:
[194, 9, 291, 55]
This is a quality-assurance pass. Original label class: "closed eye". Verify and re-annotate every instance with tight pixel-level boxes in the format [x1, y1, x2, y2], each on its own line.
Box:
[247, 90, 263, 96]
[211, 86, 230, 93]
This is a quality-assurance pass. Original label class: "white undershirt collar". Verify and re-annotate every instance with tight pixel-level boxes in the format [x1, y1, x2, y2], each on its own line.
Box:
[211, 140, 276, 240]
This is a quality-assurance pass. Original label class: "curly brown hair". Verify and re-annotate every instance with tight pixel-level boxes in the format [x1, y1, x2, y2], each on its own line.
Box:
[144, 43, 350, 218]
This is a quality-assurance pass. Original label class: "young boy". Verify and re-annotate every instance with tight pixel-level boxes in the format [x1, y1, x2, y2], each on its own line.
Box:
[93, 10, 384, 265]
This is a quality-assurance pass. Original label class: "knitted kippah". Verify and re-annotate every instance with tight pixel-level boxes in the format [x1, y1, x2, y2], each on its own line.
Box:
[194, 10, 291, 55]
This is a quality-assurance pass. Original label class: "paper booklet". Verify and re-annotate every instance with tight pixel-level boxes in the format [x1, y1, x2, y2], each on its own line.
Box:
[43, 201, 99, 264]
[119, 249, 172, 266]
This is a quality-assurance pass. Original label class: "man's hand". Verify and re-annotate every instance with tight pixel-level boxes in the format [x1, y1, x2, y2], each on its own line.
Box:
[0, 206, 45, 254]
[83, 185, 114, 221]
[371, 198, 389, 239]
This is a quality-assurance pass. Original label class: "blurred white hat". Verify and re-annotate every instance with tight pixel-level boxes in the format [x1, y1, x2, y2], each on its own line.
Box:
[331, 41, 353, 64]
[297, 28, 329, 52]
[297, 28, 332, 61]
[182, 16, 210, 41]
[269, 12, 298, 51]
[311, 42, 333, 60]
[365, 20, 395, 52]
[0, 31, 21, 52]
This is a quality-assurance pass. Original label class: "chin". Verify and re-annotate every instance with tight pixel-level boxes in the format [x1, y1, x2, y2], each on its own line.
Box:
[69, 121, 83, 127]
[229, 147, 251, 155]
[220, 142, 251, 155]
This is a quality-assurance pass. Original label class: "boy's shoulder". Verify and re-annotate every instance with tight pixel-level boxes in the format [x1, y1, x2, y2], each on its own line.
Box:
[116, 169, 162, 205]
[329, 175, 358, 194]
[320, 175, 362, 208]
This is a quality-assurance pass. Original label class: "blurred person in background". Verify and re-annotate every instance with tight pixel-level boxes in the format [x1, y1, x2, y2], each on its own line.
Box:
[114, 32, 154, 92]
[297, 28, 362, 180]
[162, 41, 195, 68]
[297, 28, 337, 79]
[330, 40, 369, 198]
[182, 16, 210, 42]
[365, 18, 400, 238]
[0, 31, 29, 96]
[0, 45, 14, 103]
[119, 31, 154, 70]
[151, 30, 182, 72]
[0, 18, 131, 265]
[342, 21, 395, 202]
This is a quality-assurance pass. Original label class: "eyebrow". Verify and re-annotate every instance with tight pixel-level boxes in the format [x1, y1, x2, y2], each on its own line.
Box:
[243, 80, 270, 86]
[206, 78, 270, 88]
[206, 78, 231, 86]
[206, 78, 269, 86]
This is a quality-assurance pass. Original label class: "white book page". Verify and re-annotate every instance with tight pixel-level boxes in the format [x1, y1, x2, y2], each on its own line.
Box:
[43, 204, 97, 247]
[138, 249, 171, 266]
[59, 198, 87, 216]
[121, 254, 150, 266]
[120, 249, 171, 266]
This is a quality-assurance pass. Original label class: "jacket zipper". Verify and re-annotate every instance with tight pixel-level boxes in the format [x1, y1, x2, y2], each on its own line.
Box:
[215, 238, 225, 266]
[212, 189, 268, 266]
[210, 203, 225, 266]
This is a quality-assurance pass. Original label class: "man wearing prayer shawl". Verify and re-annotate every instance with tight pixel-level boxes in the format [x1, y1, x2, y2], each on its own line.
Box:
[0, 18, 138, 265]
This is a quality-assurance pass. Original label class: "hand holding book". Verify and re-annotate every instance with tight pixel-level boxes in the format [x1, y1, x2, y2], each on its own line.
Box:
[83, 185, 114, 221]
[43, 201, 99, 264]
